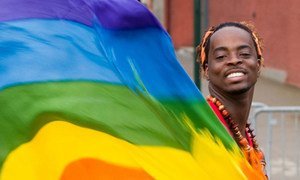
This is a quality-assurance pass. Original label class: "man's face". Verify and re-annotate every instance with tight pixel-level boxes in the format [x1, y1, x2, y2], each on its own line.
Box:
[204, 26, 261, 94]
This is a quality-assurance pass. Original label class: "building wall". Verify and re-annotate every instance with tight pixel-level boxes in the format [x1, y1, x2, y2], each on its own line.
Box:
[209, 0, 300, 87]
[166, 0, 194, 48]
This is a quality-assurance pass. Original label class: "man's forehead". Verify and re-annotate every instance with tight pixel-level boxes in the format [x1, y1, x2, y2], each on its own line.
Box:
[209, 27, 254, 50]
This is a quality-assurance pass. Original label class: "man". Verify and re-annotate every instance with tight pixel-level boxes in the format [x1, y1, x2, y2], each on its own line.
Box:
[197, 22, 267, 177]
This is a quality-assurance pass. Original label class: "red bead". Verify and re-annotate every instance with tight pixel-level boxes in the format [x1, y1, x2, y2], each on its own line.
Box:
[218, 105, 225, 111]
[212, 97, 217, 103]
[206, 96, 212, 101]
[228, 119, 234, 125]
[233, 126, 239, 132]
[222, 110, 229, 117]
[216, 101, 222, 106]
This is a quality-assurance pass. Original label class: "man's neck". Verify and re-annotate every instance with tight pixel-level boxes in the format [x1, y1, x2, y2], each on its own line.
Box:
[208, 85, 254, 137]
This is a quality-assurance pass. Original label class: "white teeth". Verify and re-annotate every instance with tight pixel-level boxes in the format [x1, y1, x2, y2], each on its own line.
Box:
[227, 72, 244, 78]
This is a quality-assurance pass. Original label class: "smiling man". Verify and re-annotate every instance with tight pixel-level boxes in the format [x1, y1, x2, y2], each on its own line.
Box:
[197, 22, 267, 178]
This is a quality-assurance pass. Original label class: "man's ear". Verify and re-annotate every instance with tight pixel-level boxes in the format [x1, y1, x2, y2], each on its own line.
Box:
[203, 63, 209, 80]
[257, 59, 262, 77]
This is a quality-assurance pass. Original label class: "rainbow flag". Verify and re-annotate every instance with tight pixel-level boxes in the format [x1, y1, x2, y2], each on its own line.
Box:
[0, 0, 264, 179]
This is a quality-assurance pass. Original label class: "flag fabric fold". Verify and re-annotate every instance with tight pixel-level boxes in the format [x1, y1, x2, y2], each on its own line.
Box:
[0, 0, 265, 179]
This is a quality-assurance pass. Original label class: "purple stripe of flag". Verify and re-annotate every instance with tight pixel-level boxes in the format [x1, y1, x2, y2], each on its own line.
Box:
[0, 0, 161, 29]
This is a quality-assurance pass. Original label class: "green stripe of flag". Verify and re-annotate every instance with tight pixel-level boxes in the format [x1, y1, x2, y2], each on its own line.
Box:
[0, 82, 192, 169]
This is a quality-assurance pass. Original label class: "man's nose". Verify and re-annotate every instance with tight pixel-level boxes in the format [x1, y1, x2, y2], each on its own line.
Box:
[227, 55, 242, 65]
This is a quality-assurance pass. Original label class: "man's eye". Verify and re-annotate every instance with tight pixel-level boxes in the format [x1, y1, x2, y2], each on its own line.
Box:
[216, 55, 225, 59]
[240, 53, 251, 58]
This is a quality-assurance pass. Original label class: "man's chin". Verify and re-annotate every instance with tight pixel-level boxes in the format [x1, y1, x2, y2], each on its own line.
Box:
[227, 86, 253, 95]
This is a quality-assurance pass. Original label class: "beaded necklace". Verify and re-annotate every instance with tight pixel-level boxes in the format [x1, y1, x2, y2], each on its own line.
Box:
[207, 95, 267, 175]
